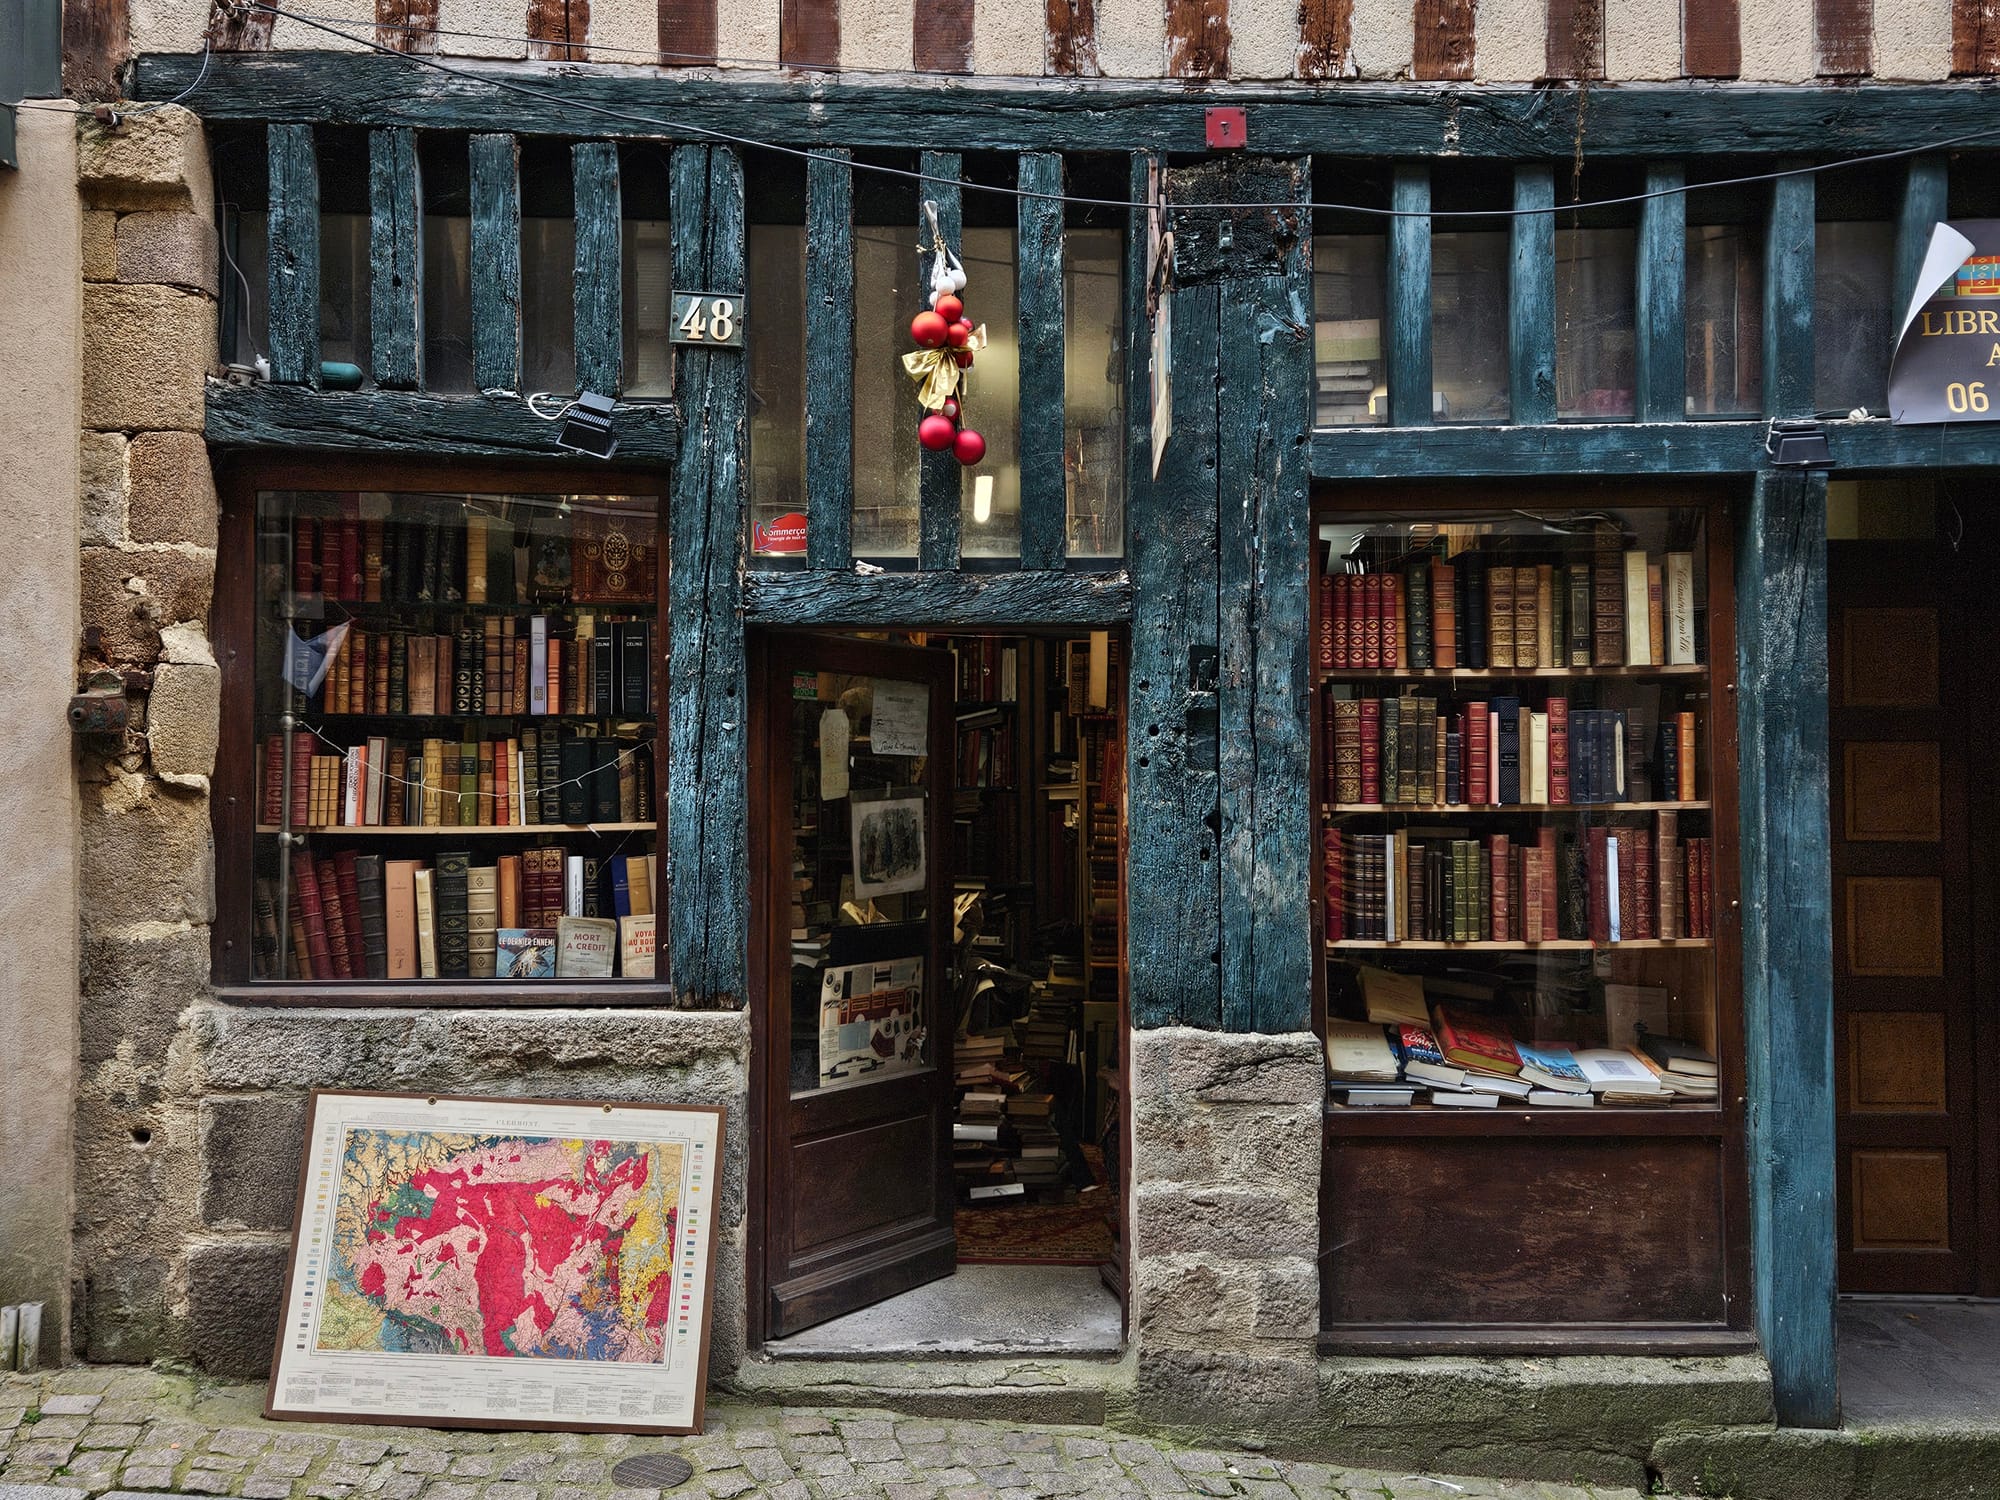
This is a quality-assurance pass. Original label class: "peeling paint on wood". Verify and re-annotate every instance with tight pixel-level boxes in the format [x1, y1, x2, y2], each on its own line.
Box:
[206, 384, 680, 461]
[469, 133, 522, 395]
[1763, 168, 1814, 420]
[1955, 0, 2000, 73]
[744, 569, 1132, 626]
[204, 0, 272, 52]
[1047, 0, 1101, 76]
[1386, 164, 1431, 427]
[1816, 0, 1871, 76]
[1414, 0, 1476, 81]
[1681, 0, 1740, 78]
[1017, 152, 1067, 571]
[1635, 162, 1686, 424]
[1895, 157, 1951, 328]
[1297, 0, 1354, 79]
[266, 123, 321, 388]
[1166, 0, 1230, 79]
[368, 128, 424, 390]
[65, 0, 130, 99]
[806, 150, 855, 569]
[375, 0, 440, 53]
[781, 0, 839, 68]
[529, 0, 589, 61]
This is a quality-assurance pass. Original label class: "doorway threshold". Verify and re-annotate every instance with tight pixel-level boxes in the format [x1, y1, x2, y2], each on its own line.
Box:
[762, 1263, 1123, 1361]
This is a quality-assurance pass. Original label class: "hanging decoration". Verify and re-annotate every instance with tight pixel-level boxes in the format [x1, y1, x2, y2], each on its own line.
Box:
[902, 200, 987, 467]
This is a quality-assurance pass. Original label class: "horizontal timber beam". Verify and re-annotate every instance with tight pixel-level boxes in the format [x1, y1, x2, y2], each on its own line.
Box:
[743, 569, 1132, 628]
[206, 384, 680, 462]
[1311, 420, 2000, 479]
[133, 53, 2000, 159]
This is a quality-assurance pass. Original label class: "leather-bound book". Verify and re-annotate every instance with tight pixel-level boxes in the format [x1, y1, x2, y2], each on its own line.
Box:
[1405, 562, 1433, 670]
[1592, 524, 1625, 667]
[1513, 563, 1538, 669]
[1585, 826, 1612, 945]
[353, 853, 388, 980]
[435, 849, 471, 980]
[1547, 696, 1571, 805]
[1487, 564, 1516, 670]
[1431, 557, 1457, 669]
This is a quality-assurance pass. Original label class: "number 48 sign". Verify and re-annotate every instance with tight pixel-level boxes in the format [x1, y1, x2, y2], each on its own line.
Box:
[672, 293, 745, 348]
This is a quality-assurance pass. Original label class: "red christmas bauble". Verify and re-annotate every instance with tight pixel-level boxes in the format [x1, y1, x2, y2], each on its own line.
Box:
[910, 311, 949, 348]
[918, 413, 958, 451]
[953, 428, 986, 465]
[953, 349, 975, 368]
[935, 294, 964, 323]
[946, 320, 973, 348]
[942, 398, 959, 419]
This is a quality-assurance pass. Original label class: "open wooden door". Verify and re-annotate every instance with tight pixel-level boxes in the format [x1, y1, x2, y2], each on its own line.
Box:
[754, 633, 957, 1337]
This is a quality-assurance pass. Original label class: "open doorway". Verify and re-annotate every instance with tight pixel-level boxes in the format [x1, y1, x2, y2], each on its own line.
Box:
[747, 628, 1129, 1356]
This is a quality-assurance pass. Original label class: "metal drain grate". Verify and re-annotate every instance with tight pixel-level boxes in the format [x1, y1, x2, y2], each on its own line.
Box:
[609, 1453, 695, 1489]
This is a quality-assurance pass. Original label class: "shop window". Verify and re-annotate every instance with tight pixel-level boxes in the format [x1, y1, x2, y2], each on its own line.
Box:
[1555, 227, 1636, 419]
[749, 225, 808, 555]
[231, 477, 665, 990]
[622, 218, 673, 397]
[521, 217, 577, 396]
[421, 214, 476, 392]
[1685, 224, 1762, 418]
[1816, 221, 1895, 415]
[1432, 232, 1509, 423]
[1310, 235, 1388, 426]
[224, 212, 373, 375]
[1064, 229, 1126, 558]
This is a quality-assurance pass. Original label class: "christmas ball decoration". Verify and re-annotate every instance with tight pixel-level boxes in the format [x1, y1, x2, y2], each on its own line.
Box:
[935, 293, 964, 323]
[919, 413, 957, 451]
[953, 428, 986, 465]
[942, 398, 959, 419]
[946, 320, 973, 348]
[954, 349, 975, 368]
[911, 310, 949, 348]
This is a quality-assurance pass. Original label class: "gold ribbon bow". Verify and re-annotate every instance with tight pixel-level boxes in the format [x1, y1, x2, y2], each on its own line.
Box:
[902, 325, 987, 411]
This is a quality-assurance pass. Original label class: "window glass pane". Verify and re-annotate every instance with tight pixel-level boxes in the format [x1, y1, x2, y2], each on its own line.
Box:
[960, 226, 1020, 559]
[422, 215, 474, 393]
[622, 219, 672, 397]
[521, 217, 576, 395]
[1311, 234, 1387, 426]
[1555, 227, 1636, 419]
[252, 488, 663, 986]
[1432, 232, 1509, 423]
[319, 213, 372, 373]
[853, 225, 921, 558]
[1816, 221, 1895, 414]
[227, 211, 270, 371]
[749, 224, 807, 556]
[1685, 224, 1762, 417]
[1065, 227, 1126, 558]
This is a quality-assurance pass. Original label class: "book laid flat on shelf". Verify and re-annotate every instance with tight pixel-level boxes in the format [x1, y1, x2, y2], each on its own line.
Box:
[1391, 1024, 1467, 1089]
[1334, 1087, 1417, 1107]
[1325, 1021, 1400, 1083]
[1637, 1032, 1719, 1078]
[1432, 1006, 1523, 1075]
[1515, 1041, 1591, 1094]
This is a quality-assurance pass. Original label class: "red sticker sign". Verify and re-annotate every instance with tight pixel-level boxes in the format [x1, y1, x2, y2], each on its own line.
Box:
[753, 512, 808, 554]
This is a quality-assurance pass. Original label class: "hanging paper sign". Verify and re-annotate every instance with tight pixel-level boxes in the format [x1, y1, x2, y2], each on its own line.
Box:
[868, 677, 929, 757]
[754, 511, 808, 554]
[1151, 282, 1173, 481]
[1888, 221, 2000, 423]
[671, 292, 745, 347]
[819, 707, 851, 802]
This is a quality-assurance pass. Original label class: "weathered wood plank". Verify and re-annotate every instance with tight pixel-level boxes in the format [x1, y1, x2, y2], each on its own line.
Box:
[573, 141, 623, 396]
[918, 151, 963, 572]
[805, 149, 855, 569]
[1955, 0, 2000, 73]
[1129, 273, 1222, 1031]
[1047, 0, 1100, 76]
[1214, 163, 1313, 1036]
[206, 383, 680, 461]
[781, 0, 838, 68]
[1166, 0, 1230, 78]
[1735, 467, 1838, 1428]
[1386, 164, 1432, 428]
[1546, 0, 1604, 79]
[528, 0, 588, 62]
[1016, 151, 1067, 571]
[1297, 0, 1354, 79]
[63, 0, 128, 100]
[1763, 168, 1815, 421]
[1509, 164, 1556, 426]
[915, 0, 972, 72]
[133, 56, 2000, 160]
[1414, 0, 1476, 80]
[1314, 418, 2000, 478]
[1815, 0, 1870, 76]
[202, 0, 270, 52]
[1681, 0, 1739, 77]
[657, 0, 717, 64]
[368, 127, 423, 391]
[744, 569, 1133, 626]
[469, 133, 522, 394]
[667, 143, 750, 1010]
[374, 0, 440, 54]
[1894, 157, 1950, 340]
[266, 123, 322, 388]
[1635, 161, 1687, 424]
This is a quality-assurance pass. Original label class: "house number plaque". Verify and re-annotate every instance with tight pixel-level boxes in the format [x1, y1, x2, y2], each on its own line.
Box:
[671, 293, 745, 347]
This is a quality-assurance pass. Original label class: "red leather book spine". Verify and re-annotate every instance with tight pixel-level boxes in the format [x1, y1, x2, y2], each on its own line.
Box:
[262, 735, 284, 826]
[1547, 696, 1570, 805]
[288, 731, 314, 827]
[1323, 828, 1344, 943]
[1362, 576, 1383, 668]
[294, 517, 317, 596]
[1358, 699, 1382, 805]
[1586, 826, 1611, 945]
[294, 852, 335, 979]
[1465, 701, 1489, 807]
[1318, 575, 1335, 671]
[1489, 833, 1511, 942]
[1634, 825, 1656, 939]
[317, 854, 356, 979]
[1381, 573, 1400, 668]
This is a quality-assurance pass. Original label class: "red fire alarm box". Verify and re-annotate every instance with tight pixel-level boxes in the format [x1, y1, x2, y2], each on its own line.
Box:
[1206, 107, 1247, 149]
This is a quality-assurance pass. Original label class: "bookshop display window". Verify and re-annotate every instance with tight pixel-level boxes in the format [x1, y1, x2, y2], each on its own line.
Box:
[239, 480, 664, 988]
[1313, 487, 1743, 1333]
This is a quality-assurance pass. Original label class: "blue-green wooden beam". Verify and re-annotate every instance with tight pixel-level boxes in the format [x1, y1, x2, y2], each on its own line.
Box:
[205, 384, 680, 461]
[1508, 164, 1556, 425]
[918, 150, 963, 571]
[1386, 164, 1432, 428]
[744, 568, 1131, 627]
[266, 123, 321, 387]
[1764, 167, 1816, 420]
[572, 141, 623, 396]
[1736, 467, 1838, 1429]
[1016, 151, 1067, 571]
[137, 56, 2000, 160]
[469, 133, 523, 394]
[367, 128, 422, 390]
[1894, 156, 1950, 342]
[805, 149, 855, 569]
[1635, 162, 1687, 423]
[665, 142, 750, 1010]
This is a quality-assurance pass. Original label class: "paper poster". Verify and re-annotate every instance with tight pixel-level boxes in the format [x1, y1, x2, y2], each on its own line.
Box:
[868, 677, 929, 756]
[1889, 220, 2000, 423]
[819, 708, 851, 801]
[849, 787, 926, 898]
[818, 956, 926, 1085]
[267, 1092, 723, 1435]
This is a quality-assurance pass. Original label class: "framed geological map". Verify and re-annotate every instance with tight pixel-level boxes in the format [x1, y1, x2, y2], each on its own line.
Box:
[267, 1092, 723, 1434]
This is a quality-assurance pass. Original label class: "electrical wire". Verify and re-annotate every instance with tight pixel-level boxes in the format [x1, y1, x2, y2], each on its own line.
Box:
[14, 38, 214, 115]
[200, 1, 2000, 223]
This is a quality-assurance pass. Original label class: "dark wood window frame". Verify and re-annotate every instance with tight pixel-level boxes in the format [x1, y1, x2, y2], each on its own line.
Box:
[211, 454, 674, 1007]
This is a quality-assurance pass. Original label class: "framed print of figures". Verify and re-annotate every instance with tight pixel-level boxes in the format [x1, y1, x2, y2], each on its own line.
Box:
[849, 787, 927, 898]
[268, 1092, 723, 1434]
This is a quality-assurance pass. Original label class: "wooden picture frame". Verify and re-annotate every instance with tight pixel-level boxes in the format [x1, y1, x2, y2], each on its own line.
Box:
[267, 1090, 724, 1434]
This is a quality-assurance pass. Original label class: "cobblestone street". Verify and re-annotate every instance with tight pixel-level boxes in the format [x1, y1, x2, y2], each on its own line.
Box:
[0, 1369, 1684, 1500]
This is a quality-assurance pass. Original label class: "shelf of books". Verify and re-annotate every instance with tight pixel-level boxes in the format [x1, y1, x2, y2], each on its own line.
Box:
[249, 488, 664, 985]
[1314, 501, 1733, 1132]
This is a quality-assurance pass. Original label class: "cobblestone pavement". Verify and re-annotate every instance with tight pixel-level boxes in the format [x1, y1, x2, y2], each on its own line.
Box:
[0, 1369, 1684, 1500]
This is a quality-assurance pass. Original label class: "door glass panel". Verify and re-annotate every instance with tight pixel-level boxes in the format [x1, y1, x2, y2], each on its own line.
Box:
[789, 671, 933, 1098]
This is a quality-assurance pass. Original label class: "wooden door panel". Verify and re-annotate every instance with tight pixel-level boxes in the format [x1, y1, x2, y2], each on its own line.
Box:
[1850, 1149, 1953, 1250]
[1840, 608, 1939, 707]
[1846, 1013, 1949, 1113]
[1843, 742, 1942, 843]
[1844, 876, 1946, 977]
[787, 1113, 940, 1259]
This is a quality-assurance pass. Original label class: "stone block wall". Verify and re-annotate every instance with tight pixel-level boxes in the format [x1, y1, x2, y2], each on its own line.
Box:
[1126, 1027, 1325, 1442]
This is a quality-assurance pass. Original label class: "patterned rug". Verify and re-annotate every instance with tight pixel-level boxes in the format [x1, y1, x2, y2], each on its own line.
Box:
[956, 1191, 1116, 1266]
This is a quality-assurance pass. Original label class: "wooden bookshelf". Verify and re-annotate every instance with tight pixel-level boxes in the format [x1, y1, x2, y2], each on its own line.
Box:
[1324, 800, 1709, 815]
[1324, 1105, 1725, 1138]
[257, 823, 651, 836]
[1329, 938, 1713, 952]
[1318, 664, 1706, 682]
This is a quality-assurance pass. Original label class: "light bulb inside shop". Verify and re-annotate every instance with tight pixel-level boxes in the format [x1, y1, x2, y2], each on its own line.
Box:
[973, 474, 994, 525]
